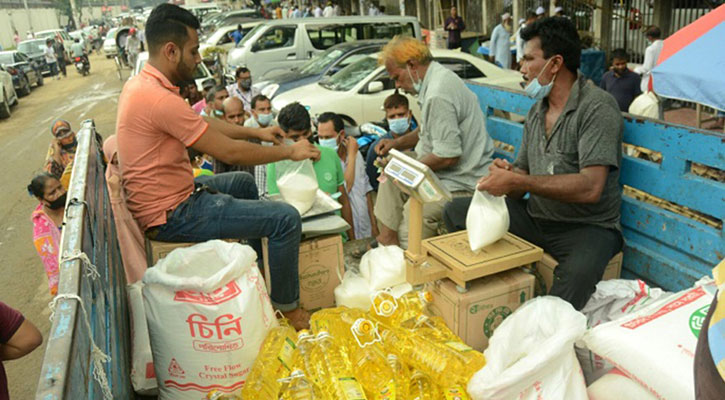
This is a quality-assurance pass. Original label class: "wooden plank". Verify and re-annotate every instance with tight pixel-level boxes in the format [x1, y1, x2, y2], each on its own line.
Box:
[485, 117, 524, 159]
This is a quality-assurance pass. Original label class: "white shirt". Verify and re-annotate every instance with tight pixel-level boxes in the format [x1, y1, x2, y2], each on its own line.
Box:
[490, 23, 512, 69]
[226, 83, 260, 113]
[342, 152, 374, 239]
[243, 116, 277, 196]
[369, 6, 379, 16]
[313, 6, 323, 17]
[634, 39, 664, 93]
[323, 6, 334, 18]
[43, 45, 57, 63]
[515, 23, 526, 62]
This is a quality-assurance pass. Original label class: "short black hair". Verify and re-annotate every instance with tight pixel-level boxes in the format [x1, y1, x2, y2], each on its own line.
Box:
[237, 24, 242, 31]
[521, 16, 581, 73]
[611, 48, 629, 61]
[278, 102, 311, 133]
[384, 91, 409, 110]
[317, 112, 344, 133]
[145, 4, 200, 54]
[251, 94, 270, 110]
[235, 66, 251, 79]
[206, 85, 227, 102]
[526, 11, 538, 20]
[645, 25, 661, 39]
[27, 172, 54, 198]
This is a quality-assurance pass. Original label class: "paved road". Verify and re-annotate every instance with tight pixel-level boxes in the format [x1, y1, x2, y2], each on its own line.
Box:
[0, 53, 124, 398]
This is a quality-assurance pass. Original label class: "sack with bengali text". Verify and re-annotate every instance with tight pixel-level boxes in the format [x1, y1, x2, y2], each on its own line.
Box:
[143, 240, 278, 399]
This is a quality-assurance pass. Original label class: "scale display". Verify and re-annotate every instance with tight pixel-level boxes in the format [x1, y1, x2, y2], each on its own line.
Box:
[383, 149, 452, 203]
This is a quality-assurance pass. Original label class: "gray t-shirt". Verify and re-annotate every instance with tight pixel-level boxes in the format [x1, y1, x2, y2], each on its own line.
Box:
[415, 61, 494, 192]
[514, 75, 623, 231]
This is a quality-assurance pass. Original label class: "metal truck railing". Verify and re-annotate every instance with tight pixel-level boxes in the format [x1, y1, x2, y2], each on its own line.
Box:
[35, 120, 132, 399]
[468, 81, 725, 292]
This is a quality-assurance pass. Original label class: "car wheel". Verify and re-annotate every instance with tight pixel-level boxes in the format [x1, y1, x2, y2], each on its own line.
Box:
[10, 88, 18, 106]
[19, 77, 31, 96]
[37, 73, 44, 86]
[0, 93, 10, 119]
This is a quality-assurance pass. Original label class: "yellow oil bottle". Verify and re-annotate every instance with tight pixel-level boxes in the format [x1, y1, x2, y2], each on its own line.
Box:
[240, 321, 297, 400]
[408, 371, 438, 400]
[312, 331, 368, 400]
[279, 370, 329, 400]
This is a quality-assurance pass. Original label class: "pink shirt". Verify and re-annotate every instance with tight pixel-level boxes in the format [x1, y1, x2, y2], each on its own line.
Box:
[192, 99, 206, 114]
[116, 63, 208, 230]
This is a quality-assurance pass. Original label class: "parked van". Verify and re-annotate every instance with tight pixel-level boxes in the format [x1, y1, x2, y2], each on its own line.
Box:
[225, 16, 422, 78]
[35, 29, 73, 59]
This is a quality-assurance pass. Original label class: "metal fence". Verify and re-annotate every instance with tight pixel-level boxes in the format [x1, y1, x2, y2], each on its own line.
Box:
[35, 121, 132, 400]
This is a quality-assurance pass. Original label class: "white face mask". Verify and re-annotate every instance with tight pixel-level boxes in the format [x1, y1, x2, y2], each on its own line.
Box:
[406, 65, 423, 94]
[524, 58, 557, 100]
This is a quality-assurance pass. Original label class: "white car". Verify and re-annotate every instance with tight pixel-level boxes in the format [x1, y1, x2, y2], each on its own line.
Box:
[199, 22, 262, 61]
[271, 49, 524, 126]
[0, 67, 18, 119]
[103, 28, 120, 58]
[132, 52, 214, 92]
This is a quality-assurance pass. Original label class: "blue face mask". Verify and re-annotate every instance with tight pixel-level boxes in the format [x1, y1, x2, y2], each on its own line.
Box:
[406, 65, 422, 94]
[524, 58, 556, 100]
[388, 116, 410, 135]
[256, 112, 274, 126]
[318, 137, 338, 150]
[213, 109, 224, 117]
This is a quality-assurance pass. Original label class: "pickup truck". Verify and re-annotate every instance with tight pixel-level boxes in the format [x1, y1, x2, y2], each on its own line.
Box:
[34, 82, 725, 399]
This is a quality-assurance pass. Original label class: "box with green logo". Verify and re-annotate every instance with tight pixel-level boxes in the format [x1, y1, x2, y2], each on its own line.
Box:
[429, 269, 534, 352]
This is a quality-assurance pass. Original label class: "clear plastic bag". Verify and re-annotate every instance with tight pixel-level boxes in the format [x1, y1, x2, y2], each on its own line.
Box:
[275, 159, 319, 215]
[466, 190, 510, 252]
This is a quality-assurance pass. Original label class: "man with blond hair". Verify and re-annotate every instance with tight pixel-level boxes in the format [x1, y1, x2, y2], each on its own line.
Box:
[372, 36, 494, 248]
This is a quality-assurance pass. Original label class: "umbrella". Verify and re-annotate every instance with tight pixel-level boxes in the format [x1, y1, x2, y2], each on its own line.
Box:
[651, 4, 725, 111]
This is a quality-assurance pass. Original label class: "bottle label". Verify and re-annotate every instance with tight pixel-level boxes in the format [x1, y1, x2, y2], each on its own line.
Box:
[339, 377, 367, 400]
[444, 385, 470, 400]
[445, 341, 473, 353]
[376, 380, 396, 399]
[277, 337, 297, 371]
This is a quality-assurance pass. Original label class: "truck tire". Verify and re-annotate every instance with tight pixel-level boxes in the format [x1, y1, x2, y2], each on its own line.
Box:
[0, 93, 10, 119]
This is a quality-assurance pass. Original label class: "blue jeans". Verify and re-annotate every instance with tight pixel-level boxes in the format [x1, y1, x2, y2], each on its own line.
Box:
[365, 132, 394, 191]
[152, 172, 302, 311]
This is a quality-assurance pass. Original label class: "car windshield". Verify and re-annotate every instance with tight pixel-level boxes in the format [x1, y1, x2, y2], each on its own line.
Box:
[106, 28, 119, 39]
[0, 53, 14, 65]
[18, 41, 44, 54]
[298, 48, 344, 76]
[319, 56, 378, 92]
[237, 24, 264, 47]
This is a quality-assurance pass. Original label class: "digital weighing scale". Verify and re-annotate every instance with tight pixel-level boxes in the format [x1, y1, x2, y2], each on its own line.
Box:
[384, 150, 542, 290]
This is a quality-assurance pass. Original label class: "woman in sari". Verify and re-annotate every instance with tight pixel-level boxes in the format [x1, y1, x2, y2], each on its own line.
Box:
[28, 173, 66, 295]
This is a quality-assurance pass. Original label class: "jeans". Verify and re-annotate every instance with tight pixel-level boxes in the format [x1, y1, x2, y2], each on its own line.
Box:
[444, 196, 623, 310]
[48, 61, 58, 77]
[152, 172, 302, 311]
[365, 133, 394, 191]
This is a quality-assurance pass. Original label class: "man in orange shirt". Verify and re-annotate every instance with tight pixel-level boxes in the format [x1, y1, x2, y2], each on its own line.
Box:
[116, 4, 319, 329]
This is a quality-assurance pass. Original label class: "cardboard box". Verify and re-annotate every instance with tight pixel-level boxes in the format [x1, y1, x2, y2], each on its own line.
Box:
[145, 239, 238, 267]
[535, 252, 623, 294]
[422, 231, 543, 287]
[429, 269, 535, 352]
[263, 235, 343, 312]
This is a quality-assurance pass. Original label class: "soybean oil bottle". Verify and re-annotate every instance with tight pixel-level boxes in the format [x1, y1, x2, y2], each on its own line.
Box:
[279, 370, 329, 400]
[411, 315, 486, 379]
[385, 354, 409, 399]
[348, 319, 397, 399]
[240, 320, 297, 400]
[312, 331, 368, 400]
[408, 371, 439, 400]
[369, 289, 432, 327]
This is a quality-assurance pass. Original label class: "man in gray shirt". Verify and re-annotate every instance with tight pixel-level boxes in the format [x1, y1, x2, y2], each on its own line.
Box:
[375, 36, 494, 249]
[444, 17, 624, 310]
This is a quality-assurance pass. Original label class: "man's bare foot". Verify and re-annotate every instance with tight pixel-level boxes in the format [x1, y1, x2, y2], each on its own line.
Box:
[376, 224, 400, 247]
[281, 307, 311, 330]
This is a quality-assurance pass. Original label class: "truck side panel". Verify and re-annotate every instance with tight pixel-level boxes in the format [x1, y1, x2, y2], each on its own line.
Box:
[35, 121, 132, 400]
[467, 81, 725, 291]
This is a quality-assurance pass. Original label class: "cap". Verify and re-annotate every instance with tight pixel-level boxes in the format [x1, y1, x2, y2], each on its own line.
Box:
[502, 12, 511, 20]
[536, 6, 546, 15]
[554, 6, 563, 13]
[129, 27, 136, 34]
[50, 119, 73, 139]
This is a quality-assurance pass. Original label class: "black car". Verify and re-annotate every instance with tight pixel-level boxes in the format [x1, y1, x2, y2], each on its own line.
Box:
[17, 39, 51, 75]
[255, 40, 388, 99]
[0, 51, 43, 96]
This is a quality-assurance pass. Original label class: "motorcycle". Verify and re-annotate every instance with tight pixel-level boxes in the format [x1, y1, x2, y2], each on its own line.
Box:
[74, 56, 89, 76]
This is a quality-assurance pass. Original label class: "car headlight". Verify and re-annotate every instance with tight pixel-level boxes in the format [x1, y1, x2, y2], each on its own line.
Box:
[261, 83, 279, 99]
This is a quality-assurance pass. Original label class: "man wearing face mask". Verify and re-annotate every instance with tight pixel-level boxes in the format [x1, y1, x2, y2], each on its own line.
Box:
[317, 112, 377, 240]
[443, 17, 624, 311]
[226, 67, 259, 115]
[200, 85, 229, 118]
[116, 4, 320, 330]
[365, 91, 419, 191]
[44, 119, 78, 188]
[244, 95, 277, 195]
[374, 36, 494, 249]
